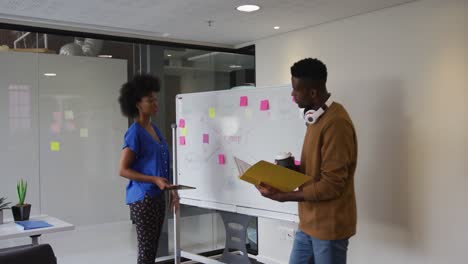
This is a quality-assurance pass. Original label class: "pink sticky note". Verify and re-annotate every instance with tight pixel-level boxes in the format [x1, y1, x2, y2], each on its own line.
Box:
[260, 100, 269, 111]
[203, 134, 209, 144]
[294, 160, 301, 166]
[53, 112, 62, 121]
[240, 96, 248, 107]
[218, 154, 225, 164]
[179, 119, 185, 128]
[65, 121, 76, 131]
[179, 136, 186, 145]
[50, 123, 61, 134]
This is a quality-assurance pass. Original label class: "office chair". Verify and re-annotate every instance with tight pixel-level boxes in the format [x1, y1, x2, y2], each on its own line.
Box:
[0, 244, 57, 264]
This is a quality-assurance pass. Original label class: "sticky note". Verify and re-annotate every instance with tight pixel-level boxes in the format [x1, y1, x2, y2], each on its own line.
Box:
[260, 100, 269, 111]
[53, 112, 62, 121]
[80, 128, 89, 138]
[203, 134, 209, 144]
[64, 110, 74, 120]
[65, 121, 76, 131]
[50, 123, 60, 134]
[245, 108, 253, 119]
[240, 96, 248, 107]
[209, 108, 216, 119]
[179, 119, 185, 128]
[295, 160, 301, 166]
[50, 141, 60, 152]
[179, 136, 186, 145]
[180, 127, 187, 136]
[218, 154, 225, 165]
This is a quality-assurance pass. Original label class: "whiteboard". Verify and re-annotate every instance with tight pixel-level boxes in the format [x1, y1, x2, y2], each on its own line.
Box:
[176, 86, 307, 222]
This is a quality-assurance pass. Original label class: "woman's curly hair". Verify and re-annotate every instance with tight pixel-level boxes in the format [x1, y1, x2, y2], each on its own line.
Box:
[118, 74, 160, 118]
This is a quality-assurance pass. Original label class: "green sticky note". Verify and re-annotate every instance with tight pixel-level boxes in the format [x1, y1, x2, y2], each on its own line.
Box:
[50, 141, 60, 152]
[209, 107, 216, 119]
[180, 127, 187, 136]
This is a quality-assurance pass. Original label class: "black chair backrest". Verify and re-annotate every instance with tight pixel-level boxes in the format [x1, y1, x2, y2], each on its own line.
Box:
[0, 244, 57, 264]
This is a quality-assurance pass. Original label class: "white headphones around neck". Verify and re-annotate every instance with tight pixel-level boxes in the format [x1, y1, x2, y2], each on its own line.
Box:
[303, 96, 333, 125]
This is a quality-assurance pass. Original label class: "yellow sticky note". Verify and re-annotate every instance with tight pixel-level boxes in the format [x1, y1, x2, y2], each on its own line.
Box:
[180, 127, 187, 136]
[209, 108, 216, 119]
[50, 141, 60, 152]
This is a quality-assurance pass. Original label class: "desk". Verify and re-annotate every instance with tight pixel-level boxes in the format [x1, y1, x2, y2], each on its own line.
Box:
[0, 215, 74, 245]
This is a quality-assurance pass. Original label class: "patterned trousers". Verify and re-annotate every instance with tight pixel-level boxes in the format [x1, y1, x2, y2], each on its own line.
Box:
[129, 194, 166, 264]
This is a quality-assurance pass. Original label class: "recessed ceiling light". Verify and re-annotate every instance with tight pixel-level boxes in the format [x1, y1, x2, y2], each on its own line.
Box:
[229, 65, 242, 69]
[44, 73, 56, 77]
[98, 55, 112, 58]
[274, 26, 280, 30]
[236, 5, 260, 12]
[167, 54, 172, 57]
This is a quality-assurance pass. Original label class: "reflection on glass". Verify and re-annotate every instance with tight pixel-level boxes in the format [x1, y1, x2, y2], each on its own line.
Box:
[8, 84, 31, 133]
[52, 111, 62, 121]
[65, 121, 76, 131]
[50, 122, 61, 134]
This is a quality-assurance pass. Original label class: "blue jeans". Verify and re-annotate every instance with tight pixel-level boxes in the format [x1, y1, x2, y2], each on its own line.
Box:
[289, 230, 349, 264]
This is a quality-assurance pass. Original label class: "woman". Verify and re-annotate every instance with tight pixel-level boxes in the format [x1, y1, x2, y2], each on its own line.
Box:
[118, 74, 179, 264]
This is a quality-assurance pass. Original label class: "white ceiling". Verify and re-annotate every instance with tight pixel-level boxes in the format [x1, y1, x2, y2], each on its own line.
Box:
[0, 0, 416, 47]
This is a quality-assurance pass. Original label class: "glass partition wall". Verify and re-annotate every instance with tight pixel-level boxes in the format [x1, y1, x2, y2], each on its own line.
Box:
[0, 27, 255, 262]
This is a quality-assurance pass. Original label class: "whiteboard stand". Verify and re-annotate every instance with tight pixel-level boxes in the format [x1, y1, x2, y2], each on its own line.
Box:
[172, 124, 181, 264]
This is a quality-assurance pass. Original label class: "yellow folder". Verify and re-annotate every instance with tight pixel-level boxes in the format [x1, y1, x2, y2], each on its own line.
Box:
[239, 160, 311, 192]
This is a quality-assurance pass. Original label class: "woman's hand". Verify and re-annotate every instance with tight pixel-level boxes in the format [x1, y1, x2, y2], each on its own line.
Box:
[152, 177, 171, 190]
[170, 190, 180, 212]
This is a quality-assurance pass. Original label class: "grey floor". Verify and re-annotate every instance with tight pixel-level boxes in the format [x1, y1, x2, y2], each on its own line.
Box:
[0, 207, 260, 264]
[0, 220, 220, 264]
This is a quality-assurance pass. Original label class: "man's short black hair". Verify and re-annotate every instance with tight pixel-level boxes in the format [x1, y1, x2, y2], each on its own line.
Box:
[290, 58, 327, 83]
[118, 74, 160, 118]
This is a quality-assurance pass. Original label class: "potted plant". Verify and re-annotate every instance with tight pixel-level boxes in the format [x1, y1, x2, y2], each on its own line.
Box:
[0, 197, 11, 224]
[11, 179, 31, 221]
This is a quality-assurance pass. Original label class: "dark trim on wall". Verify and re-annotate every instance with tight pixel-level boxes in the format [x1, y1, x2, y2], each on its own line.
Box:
[0, 22, 255, 55]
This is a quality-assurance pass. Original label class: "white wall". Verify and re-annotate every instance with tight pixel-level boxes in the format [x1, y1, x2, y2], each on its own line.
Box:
[253, 0, 468, 263]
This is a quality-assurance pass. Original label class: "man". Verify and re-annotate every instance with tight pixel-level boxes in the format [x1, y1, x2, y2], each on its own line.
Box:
[257, 58, 357, 264]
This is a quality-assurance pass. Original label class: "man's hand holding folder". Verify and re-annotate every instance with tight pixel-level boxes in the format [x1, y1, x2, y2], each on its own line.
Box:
[256, 182, 286, 202]
[238, 160, 311, 193]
